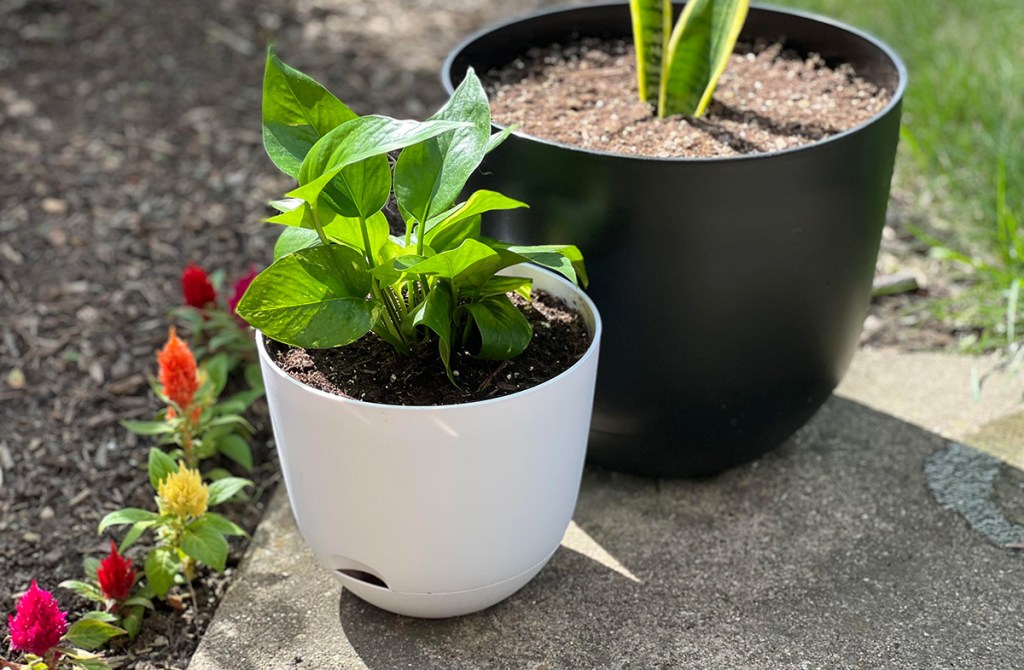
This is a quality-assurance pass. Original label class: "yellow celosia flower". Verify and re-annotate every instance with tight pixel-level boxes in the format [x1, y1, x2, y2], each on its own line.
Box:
[158, 464, 208, 518]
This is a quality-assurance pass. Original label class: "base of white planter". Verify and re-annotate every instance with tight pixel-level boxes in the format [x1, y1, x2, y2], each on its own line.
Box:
[334, 547, 557, 618]
[260, 265, 601, 619]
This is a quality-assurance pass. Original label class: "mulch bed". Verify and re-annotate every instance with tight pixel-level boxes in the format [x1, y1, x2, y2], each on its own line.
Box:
[0, 0, 966, 668]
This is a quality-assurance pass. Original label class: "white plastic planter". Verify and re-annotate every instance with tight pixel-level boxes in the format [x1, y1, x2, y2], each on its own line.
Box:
[256, 265, 602, 618]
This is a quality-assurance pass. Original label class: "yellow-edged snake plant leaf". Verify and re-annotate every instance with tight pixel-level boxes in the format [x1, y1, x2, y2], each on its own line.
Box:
[629, 0, 672, 102]
[658, 0, 749, 118]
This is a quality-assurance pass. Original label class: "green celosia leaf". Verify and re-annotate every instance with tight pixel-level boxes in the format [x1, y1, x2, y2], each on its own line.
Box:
[144, 547, 180, 598]
[79, 612, 119, 623]
[206, 477, 253, 506]
[194, 512, 249, 538]
[659, 0, 749, 117]
[58, 580, 103, 603]
[120, 420, 175, 436]
[262, 47, 358, 178]
[180, 524, 229, 572]
[75, 657, 112, 670]
[147, 448, 178, 491]
[122, 596, 154, 611]
[119, 519, 155, 553]
[122, 605, 145, 641]
[205, 414, 256, 431]
[214, 434, 253, 473]
[97, 508, 159, 534]
[461, 295, 532, 360]
[215, 387, 264, 415]
[236, 244, 381, 349]
[200, 353, 231, 398]
[630, 0, 672, 101]
[64, 619, 126, 650]
[83, 557, 101, 581]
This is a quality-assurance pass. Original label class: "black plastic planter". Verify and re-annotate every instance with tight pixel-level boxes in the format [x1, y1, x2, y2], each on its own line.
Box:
[443, 3, 906, 478]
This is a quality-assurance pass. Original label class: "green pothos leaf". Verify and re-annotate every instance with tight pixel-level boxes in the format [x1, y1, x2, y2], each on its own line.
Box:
[236, 244, 380, 349]
[460, 295, 532, 360]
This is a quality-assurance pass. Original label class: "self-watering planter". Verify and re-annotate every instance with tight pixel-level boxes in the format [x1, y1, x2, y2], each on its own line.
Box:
[443, 2, 906, 477]
[257, 265, 601, 618]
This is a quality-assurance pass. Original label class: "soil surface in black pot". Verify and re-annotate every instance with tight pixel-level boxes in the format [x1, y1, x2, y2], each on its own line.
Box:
[486, 38, 893, 158]
[269, 289, 591, 405]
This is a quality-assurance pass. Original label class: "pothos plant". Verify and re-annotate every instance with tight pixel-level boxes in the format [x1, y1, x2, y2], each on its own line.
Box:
[236, 49, 587, 383]
[631, 0, 749, 117]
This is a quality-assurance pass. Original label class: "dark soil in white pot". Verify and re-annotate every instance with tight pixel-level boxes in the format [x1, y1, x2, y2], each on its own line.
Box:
[268, 289, 591, 405]
[486, 38, 894, 158]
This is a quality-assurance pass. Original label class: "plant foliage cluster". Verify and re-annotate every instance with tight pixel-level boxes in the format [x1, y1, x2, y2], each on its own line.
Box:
[236, 50, 586, 383]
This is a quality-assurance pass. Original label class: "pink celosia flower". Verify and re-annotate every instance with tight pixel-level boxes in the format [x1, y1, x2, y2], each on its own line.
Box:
[181, 263, 217, 309]
[7, 581, 68, 657]
[97, 540, 137, 602]
[228, 267, 259, 320]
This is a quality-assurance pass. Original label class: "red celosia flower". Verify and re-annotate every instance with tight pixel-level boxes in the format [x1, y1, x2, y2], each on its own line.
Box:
[7, 581, 69, 657]
[181, 263, 217, 309]
[157, 327, 199, 411]
[228, 267, 259, 320]
[97, 540, 137, 602]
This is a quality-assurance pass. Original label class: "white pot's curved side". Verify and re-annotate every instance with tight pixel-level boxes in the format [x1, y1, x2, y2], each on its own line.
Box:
[257, 265, 601, 618]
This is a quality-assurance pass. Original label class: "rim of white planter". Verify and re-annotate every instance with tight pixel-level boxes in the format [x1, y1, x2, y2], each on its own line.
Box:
[256, 264, 602, 618]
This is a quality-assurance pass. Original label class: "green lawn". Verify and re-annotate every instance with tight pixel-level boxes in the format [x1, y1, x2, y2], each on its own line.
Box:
[777, 0, 1022, 235]
[777, 0, 1023, 345]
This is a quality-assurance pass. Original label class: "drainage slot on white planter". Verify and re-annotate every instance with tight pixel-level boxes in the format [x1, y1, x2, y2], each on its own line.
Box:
[336, 569, 389, 590]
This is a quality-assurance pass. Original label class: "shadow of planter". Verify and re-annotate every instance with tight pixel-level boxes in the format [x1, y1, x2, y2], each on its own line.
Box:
[443, 2, 907, 477]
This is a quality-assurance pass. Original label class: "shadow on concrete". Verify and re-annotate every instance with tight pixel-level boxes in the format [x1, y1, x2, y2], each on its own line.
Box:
[335, 397, 1024, 668]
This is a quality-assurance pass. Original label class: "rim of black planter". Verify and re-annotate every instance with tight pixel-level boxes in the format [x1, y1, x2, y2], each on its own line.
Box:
[441, 1, 908, 164]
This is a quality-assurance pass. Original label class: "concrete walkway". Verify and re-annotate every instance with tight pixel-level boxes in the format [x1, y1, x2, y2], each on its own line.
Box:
[189, 349, 1024, 669]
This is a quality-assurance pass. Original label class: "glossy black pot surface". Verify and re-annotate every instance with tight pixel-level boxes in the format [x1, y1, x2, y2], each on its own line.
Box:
[443, 3, 906, 477]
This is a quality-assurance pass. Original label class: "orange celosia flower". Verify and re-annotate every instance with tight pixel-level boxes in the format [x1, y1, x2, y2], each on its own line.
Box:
[157, 327, 198, 411]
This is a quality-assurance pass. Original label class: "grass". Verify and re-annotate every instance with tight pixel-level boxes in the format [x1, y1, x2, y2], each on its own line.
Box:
[774, 0, 1024, 349]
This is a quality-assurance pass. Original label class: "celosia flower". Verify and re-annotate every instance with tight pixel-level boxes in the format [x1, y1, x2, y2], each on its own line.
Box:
[228, 267, 259, 320]
[7, 581, 68, 657]
[158, 464, 208, 518]
[157, 327, 198, 411]
[181, 263, 217, 309]
[97, 540, 137, 602]
[165, 404, 203, 425]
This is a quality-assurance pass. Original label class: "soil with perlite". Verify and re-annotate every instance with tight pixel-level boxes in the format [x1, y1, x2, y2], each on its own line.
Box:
[486, 38, 893, 158]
